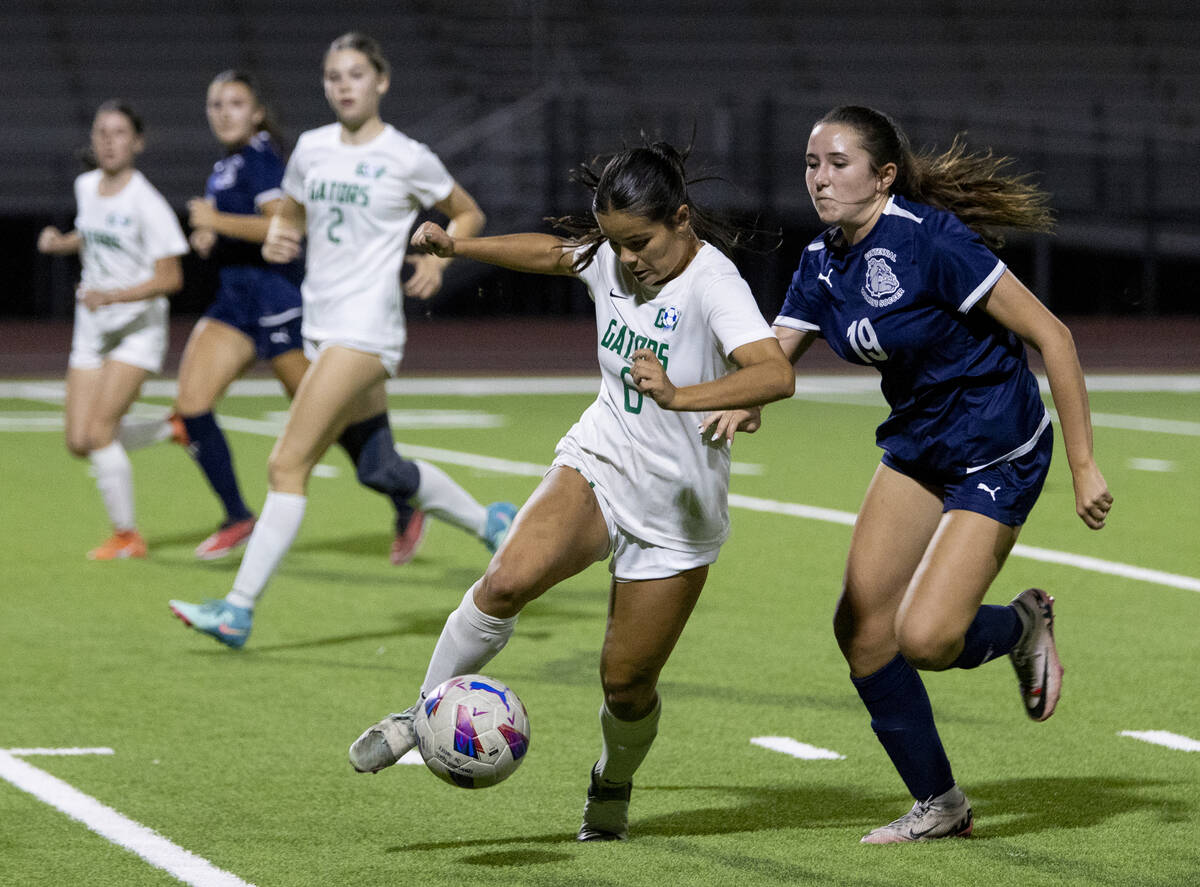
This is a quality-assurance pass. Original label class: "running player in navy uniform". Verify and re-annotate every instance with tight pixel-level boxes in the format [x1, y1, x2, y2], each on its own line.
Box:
[173, 70, 462, 564]
[758, 106, 1112, 842]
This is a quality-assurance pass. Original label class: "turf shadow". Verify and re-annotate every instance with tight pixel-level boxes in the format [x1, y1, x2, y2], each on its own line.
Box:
[965, 775, 1190, 837]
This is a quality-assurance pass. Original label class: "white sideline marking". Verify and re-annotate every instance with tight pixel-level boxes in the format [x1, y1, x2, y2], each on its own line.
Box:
[1119, 731, 1200, 752]
[398, 748, 424, 765]
[0, 748, 255, 887]
[750, 737, 845, 760]
[1127, 457, 1177, 472]
[2, 377, 1198, 593]
[1009, 544, 1200, 594]
[5, 747, 114, 756]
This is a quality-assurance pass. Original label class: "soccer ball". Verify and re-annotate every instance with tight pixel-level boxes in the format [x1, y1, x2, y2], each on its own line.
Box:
[413, 674, 531, 789]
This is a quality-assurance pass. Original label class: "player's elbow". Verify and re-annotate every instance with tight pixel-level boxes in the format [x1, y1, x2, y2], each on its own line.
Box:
[766, 359, 795, 402]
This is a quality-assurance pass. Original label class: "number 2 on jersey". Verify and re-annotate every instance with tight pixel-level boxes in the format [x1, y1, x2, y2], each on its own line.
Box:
[326, 207, 344, 244]
[846, 317, 889, 363]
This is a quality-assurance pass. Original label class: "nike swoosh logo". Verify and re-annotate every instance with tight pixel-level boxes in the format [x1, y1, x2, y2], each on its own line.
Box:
[218, 624, 247, 637]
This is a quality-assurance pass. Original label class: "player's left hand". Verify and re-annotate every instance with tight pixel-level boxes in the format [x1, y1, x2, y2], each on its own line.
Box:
[700, 407, 762, 445]
[189, 227, 217, 258]
[629, 348, 675, 408]
[187, 197, 217, 230]
[1072, 462, 1113, 529]
[405, 253, 446, 300]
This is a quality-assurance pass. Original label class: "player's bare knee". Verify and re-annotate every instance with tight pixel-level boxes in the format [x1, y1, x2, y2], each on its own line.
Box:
[474, 563, 530, 619]
[64, 436, 90, 458]
[896, 623, 956, 670]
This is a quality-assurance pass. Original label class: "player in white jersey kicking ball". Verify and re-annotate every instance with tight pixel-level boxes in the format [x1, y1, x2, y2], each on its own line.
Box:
[168, 33, 514, 648]
[348, 140, 796, 842]
[38, 100, 187, 560]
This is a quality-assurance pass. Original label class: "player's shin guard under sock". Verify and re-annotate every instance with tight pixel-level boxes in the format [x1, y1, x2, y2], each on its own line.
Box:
[420, 585, 518, 697]
[338, 412, 418, 531]
[852, 653, 955, 801]
[89, 441, 136, 530]
[596, 697, 661, 786]
[950, 604, 1024, 669]
[413, 459, 487, 536]
[226, 491, 306, 610]
[182, 411, 252, 523]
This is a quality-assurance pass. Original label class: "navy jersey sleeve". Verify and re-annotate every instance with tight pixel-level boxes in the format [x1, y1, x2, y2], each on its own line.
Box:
[242, 139, 287, 207]
[772, 242, 825, 334]
[923, 213, 1006, 314]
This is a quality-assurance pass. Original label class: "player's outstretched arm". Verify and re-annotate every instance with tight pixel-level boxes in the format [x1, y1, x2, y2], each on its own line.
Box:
[411, 221, 576, 277]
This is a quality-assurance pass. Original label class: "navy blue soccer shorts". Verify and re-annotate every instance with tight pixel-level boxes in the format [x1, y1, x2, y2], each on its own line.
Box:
[883, 425, 1053, 527]
[204, 266, 303, 361]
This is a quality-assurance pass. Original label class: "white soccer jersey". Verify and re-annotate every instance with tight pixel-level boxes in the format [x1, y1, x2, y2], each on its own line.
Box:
[72, 168, 187, 333]
[282, 123, 455, 353]
[558, 241, 773, 550]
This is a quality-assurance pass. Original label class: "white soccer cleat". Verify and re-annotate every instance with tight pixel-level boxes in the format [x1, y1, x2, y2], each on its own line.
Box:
[348, 704, 419, 774]
[1009, 588, 1064, 722]
[577, 763, 632, 841]
[861, 785, 973, 844]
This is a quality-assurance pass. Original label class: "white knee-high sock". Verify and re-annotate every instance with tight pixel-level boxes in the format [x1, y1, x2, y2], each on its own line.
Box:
[412, 459, 487, 537]
[420, 585, 518, 697]
[117, 412, 172, 451]
[227, 491, 306, 611]
[89, 441, 135, 530]
[596, 697, 661, 786]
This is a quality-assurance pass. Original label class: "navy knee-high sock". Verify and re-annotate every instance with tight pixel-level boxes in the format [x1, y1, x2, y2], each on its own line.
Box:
[337, 412, 418, 532]
[182, 412, 252, 524]
[852, 653, 955, 801]
[950, 604, 1024, 669]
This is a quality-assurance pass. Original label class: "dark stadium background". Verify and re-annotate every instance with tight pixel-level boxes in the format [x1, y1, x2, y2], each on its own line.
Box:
[2, 0, 1197, 372]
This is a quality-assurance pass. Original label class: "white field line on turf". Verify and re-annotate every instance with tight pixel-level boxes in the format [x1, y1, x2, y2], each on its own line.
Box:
[3, 377, 1199, 592]
[0, 748, 255, 887]
[751, 737, 845, 760]
[5, 747, 114, 756]
[1119, 731, 1200, 752]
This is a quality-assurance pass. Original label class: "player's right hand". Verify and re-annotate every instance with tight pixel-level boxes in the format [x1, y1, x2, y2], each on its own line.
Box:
[410, 221, 455, 258]
[262, 223, 303, 263]
[37, 226, 64, 254]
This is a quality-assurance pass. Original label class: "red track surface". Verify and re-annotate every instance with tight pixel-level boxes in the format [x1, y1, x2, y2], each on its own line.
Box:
[1, 315, 1198, 377]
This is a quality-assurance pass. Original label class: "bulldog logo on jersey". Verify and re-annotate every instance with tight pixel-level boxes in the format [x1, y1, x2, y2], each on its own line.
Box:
[861, 248, 905, 307]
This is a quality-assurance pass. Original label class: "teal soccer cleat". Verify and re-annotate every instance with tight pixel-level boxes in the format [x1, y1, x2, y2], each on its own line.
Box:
[482, 502, 518, 553]
[169, 599, 252, 649]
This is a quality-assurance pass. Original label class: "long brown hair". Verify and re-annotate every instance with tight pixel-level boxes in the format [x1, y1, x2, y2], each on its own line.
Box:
[818, 105, 1053, 248]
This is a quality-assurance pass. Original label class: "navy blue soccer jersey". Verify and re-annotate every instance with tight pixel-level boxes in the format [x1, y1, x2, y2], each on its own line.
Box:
[204, 132, 302, 284]
[774, 194, 1048, 479]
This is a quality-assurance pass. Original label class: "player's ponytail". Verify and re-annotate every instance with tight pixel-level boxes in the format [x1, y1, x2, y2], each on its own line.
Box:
[817, 105, 1053, 247]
